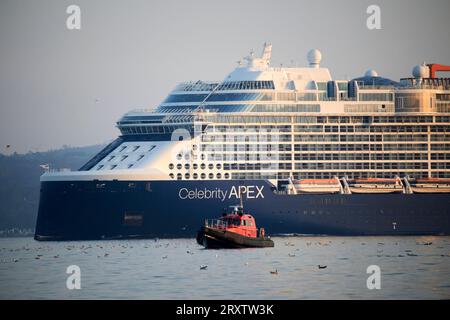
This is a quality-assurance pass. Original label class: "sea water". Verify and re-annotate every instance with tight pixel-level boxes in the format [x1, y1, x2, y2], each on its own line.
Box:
[0, 236, 449, 299]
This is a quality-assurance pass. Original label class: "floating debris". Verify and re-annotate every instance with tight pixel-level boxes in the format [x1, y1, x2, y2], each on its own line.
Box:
[200, 265, 208, 270]
[270, 269, 278, 275]
[318, 265, 327, 269]
[162, 255, 168, 259]
[288, 253, 296, 257]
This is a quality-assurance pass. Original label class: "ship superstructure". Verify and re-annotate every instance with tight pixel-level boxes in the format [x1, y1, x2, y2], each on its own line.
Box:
[35, 44, 450, 240]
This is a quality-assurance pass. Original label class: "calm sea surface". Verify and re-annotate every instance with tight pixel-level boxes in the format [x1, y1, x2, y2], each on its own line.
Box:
[0, 236, 449, 299]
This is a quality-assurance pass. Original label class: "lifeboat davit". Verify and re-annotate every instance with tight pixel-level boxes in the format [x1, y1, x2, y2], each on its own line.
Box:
[196, 205, 274, 249]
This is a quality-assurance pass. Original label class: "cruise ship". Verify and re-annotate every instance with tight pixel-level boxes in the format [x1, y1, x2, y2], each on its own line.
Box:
[35, 44, 450, 240]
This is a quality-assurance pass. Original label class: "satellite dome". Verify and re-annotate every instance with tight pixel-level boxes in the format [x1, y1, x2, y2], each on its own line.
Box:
[365, 69, 379, 77]
[412, 63, 429, 78]
[307, 49, 322, 68]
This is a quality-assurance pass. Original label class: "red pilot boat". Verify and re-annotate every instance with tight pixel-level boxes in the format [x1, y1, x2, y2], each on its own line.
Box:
[196, 202, 274, 249]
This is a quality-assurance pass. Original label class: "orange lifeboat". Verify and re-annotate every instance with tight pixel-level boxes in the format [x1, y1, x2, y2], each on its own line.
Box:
[348, 177, 403, 194]
[410, 177, 450, 193]
[291, 178, 342, 194]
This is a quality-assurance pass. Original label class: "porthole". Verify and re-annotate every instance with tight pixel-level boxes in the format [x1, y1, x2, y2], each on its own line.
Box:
[169, 173, 174, 179]
[184, 163, 190, 170]
[169, 163, 174, 170]
[208, 173, 214, 179]
[224, 173, 230, 179]
[192, 145, 198, 151]
[177, 173, 182, 180]
[201, 173, 206, 179]
[201, 154, 205, 160]
[184, 154, 190, 161]
[216, 164, 222, 170]
[208, 163, 214, 170]
[176, 164, 182, 170]
[193, 173, 198, 179]
[200, 163, 206, 170]
[176, 153, 182, 160]
[185, 173, 190, 179]
[217, 173, 222, 179]
[193, 163, 198, 170]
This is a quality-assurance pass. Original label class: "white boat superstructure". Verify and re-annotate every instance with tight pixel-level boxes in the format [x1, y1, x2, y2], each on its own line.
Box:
[41, 43, 450, 194]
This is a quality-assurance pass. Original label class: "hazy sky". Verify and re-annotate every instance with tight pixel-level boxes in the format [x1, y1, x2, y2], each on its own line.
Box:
[1, 0, 449, 154]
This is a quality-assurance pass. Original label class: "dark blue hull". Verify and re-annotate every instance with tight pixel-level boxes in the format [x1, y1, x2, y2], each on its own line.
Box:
[35, 180, 450, 240]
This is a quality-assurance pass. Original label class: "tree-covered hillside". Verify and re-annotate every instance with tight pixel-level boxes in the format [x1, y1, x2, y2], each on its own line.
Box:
[0, 145, 103, 233]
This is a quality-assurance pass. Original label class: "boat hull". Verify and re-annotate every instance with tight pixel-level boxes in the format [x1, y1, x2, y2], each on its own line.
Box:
[35, 179, 450, 240]
[196, 226, 274, 249]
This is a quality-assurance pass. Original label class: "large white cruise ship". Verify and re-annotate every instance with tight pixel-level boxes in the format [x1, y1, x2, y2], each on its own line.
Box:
[35, 44, 450, 240]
